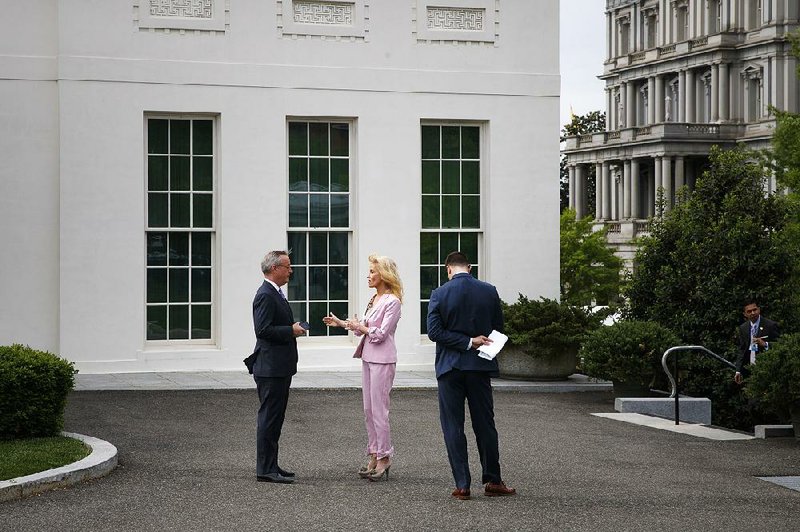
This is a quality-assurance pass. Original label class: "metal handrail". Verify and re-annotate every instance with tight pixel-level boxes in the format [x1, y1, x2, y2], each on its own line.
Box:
[661, 345, 737, 425]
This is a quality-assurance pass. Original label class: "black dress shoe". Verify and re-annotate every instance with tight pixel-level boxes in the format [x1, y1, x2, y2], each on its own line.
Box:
[277, 467, 295, 478]
[256, 473, 294, 484]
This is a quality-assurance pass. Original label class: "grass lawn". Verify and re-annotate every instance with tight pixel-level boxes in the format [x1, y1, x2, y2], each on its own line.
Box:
[0, 436, 90, 481]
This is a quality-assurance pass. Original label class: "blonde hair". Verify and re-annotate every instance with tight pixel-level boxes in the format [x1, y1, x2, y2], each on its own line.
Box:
[369, 254, 403, 303]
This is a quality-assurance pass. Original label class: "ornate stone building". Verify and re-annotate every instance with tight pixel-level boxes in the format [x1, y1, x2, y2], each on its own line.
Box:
[563, 0, 799, 261]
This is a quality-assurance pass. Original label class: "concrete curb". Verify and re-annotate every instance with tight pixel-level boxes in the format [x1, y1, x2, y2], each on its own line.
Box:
[0, 432, 118, 503]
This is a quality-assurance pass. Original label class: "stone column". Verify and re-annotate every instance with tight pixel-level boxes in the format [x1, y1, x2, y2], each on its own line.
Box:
[675, 156, 685, 201]
[685, 69, 695, 122]
[575, 164, 586, 219]
[623, 160, 632, 219]
[626, 82, 636, 129]
[647, 77, 656, 124]
[631, 158, 641, 219]
[654, 156, 663, 216]
[719, 62, 729, 121]
[655, 75, 665, 122]
[711, 63, 720, 122]
[568, 164, 576, 211]
[602, 162, 611, 220]
[595, 163, 603, 220]
[662, 156, 673, 212]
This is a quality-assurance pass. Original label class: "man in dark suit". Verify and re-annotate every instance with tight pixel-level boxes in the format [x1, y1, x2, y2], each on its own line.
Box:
[245, 250, 306, 483]
[734, 298, 779, 384]
[426, 251, 516, 500]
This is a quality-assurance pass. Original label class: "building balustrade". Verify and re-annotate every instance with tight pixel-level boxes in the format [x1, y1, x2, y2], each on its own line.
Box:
[689, 36, 709, 49]
[568, 122, 743, 150]
[629, 51, 646, 62]
[658, 44, 676, 56]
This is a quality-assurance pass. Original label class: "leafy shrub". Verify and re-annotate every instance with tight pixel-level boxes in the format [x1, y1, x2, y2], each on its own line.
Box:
[0, 344, 76, 439]
[580, 321, 679, 388]
[502, 295, 604, 357]
[745, 333, 800, 421]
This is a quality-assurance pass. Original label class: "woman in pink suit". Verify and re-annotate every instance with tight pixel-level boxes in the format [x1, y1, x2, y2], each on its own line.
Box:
[323, 254, 402, 481]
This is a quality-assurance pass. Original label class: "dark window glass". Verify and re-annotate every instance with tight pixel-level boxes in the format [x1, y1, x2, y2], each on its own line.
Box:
[193, 156, 213, 191]
[309, 158, 329, 192]
[289, 122, 308, 156]
[309, 267, 328, 300]
[330, 123, 349, 156]
[170, 120, 190, 155]
[170, 194, 190, 227]
[420, 233, 438, 264]
[442, 196, 460, 228]
[309, 233, 328, 263]
[289, 194, 308, 227]
[192, 304, 212, 339]
[288, 232, 306, 263]
[329, 266, 348, 300]
[461, 126, 480, 159]
[330, 195, 349, 227]
[148, 193, 168, 227]
[328, 301, 348, 336]
[148, 119, 169, 154]
[460, 232, 478, 260]
[329, 232, 347, 264]
[147, 306, 167, 340]
[422, 161, 440, 194]
[147, 269, 167, 303]
[191, 268, 212, 302]
[170, 156, 190, 191]
[147, 232, 168, 266]
[421, 125, 439, 159]
[148, 156, 168, 191]
[309, 123, 329, 156]
[169, 268, 190, 302]
[193, 194, 213, 228]
[192, 233, 211, 266]
[193, 120, 213, 155]
[440, 233, 459, 259]
[420, 266, 439, 299]
[169, 305, 190, 339]
[309, 302, 328, 336]
[442, 161, 460, 194]
[420, 302, 429, 335]
[330, 159, 349, 192]
[462, 196, 480, 228]
[441, 126, 460, 159]
[461, 161, 479, 194]
[288, 266, 307, 300]
[310, 194, 329, 227]
[169, 233, 190, 266]
[289, 158, 308, 191]
[422, 196, 440, 228]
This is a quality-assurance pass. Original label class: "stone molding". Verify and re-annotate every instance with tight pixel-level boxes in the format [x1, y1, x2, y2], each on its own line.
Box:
[413, 0, 498, 45]
[278, 0, 369, 41]
[134, 0, 230, 34]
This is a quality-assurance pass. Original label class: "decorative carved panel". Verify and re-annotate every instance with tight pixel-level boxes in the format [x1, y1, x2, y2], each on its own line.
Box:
[135, 0, 229, 33]
[426, 7, 484, 31]
[278, 0, 367, 40]
[149, 0, 213, 19]
[414, 1, 498, 45]
[293, 1, 354, 25]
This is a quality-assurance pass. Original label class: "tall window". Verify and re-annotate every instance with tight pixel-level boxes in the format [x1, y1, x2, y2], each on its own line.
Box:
[708, 0, 721, 34]
[747, 0, 763, 30]
[287, 121, 351, 337]
[619, 19, 630, 55]
[145, 117, 214, 342]
[420, 124, 482, 333]
[676, 5, 688, 41]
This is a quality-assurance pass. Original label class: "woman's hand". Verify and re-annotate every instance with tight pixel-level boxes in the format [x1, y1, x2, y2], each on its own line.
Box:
[322, 312, 346, 328]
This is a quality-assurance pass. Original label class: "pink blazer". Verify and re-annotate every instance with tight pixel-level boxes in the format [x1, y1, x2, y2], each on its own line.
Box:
[353, 294, 401, 364]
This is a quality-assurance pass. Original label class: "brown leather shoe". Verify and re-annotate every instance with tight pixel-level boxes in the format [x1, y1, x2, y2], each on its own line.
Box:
[451, 488, 471, 500]
[484, 481, 516, 497]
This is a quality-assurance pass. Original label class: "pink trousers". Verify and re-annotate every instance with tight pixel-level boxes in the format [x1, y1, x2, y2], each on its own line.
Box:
[361, 361, 396, 459]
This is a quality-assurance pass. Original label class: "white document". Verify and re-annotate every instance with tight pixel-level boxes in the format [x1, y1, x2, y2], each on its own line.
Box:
[477, 330, 508, 360]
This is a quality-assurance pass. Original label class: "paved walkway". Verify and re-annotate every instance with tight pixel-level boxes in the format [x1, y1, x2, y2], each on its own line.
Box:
[74, 370, 612, 392]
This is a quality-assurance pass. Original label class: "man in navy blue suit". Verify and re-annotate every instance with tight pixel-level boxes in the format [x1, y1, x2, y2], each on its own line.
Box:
[426, 251, 516, 500]
[244, 250, 306, 483]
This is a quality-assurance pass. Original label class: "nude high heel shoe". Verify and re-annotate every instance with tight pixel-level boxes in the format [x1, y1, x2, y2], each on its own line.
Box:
[367, 459, 390, 482]
[358, 454, 377, 478]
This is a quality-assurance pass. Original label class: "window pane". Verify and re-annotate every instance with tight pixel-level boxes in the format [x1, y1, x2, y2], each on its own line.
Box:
[330, 123, 349, 156]
[421, 125, 439, 159]
[460, 232, 478, 260]
[329, 266, 348, 300]
[169, 268, 190, 302]
[289, 122, 308, 156]
[288, 266, 307, 300]
[169, 305, 189, 339]
[310, 194, 329, 227]
[169, 232, 190, 266]
[192, 268, 212, 302]
[192, 233, 211, 266]
[462, 196, 480, 228]
[170, 156, 190, 191]
[330, 159, 349, 192]
[441, 126, 460, 159]
[420, 266, 439, 298]
[148, 156, 168, 191]
[148, 119, 169, 154]
[440, 232, 458, 259]
[420, 301, 429, 334]
[422, 161, 440, 194]
[328, 301, 348, 336]
[309, 158, 329, 192]
[442, 161, 460, 194]
[170, 194, 190, 227]
[288, 232, 306, 264]
[422, 196, 440, 228]
[191, 304, 212, 339]
[420, 232, 438, 264]
[147, 232, 168, 266]
[289, 158, 308, 191]
[330, 194, 349, 227]
[193, 194, 213, 228]
[147, 269, 167, 303]
[309, 233, 327, 263]
[462, 161, 479, 194]
[309, 302, 328, 336]
[289, 302, 306, 323]
[442, 196, 460, 228]
[170, 120, 190, 155]
[289, 194, 308, 227]
[193, 156, 213, 191]
[148, 193, 168, 228]
[329, 232, 347, 264]
[147, 305, 167, 340]
[193, 120, 213, 155]
[471, 265, 479, 279]
[309, 123, 329, 156]
[462, 126, 480, 159]
[309, 267, 328, 300]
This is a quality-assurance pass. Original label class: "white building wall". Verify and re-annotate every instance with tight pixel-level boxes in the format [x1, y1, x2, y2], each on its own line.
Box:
[2, 0, 559, 372]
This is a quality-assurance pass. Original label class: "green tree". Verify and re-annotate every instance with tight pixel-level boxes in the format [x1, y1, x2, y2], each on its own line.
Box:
[560, 208, 622, 306]
[625, 145, 800, 355]
[560, 111, 605, 212]
[769, 30, 800, 190]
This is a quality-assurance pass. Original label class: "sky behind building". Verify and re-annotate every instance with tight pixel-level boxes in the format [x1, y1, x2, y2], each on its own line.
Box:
[560, 0, 606, 130]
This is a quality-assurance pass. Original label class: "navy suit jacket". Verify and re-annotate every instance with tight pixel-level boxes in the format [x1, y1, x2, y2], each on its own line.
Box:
[735, 316, 779, 373]
[246, 280, 298, 378]
[426, 273, 504, 379]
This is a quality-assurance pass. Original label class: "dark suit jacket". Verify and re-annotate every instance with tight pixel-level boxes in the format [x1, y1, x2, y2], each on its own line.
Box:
[245, 280, 298, 377]
[735, 316, 779, 373]
[426, 273, 504, 379]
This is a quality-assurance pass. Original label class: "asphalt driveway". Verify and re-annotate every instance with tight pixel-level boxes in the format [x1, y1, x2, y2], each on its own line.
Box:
[2, 389, 799, 531]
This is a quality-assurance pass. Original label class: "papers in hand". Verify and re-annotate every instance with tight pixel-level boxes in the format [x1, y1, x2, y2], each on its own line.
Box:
[477, 330, 508, 360]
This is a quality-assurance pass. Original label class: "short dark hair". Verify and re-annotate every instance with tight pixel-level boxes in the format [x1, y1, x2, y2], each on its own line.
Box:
[444, 251, 470, 268]
[743, 297, 760, 309]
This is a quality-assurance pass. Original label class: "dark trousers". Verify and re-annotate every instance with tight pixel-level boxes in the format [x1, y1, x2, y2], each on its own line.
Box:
[437, 369, 501, 489]
[255, 376, 292, 476]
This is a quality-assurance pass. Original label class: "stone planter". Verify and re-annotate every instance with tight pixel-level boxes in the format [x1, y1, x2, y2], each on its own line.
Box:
[497, 345, 578, 381]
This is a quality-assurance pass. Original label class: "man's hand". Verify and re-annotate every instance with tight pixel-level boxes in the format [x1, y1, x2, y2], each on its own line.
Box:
[292, 322, 307, 336]
[734, 372, 743, 385]
[471, 335, 492, 349]
[754, 336, 767, 349]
